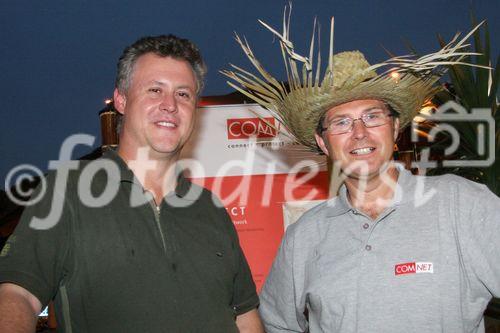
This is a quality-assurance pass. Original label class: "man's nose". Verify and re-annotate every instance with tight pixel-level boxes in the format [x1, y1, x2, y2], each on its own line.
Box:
[159, 93, 177, 113]
[351, 118, 367, 139]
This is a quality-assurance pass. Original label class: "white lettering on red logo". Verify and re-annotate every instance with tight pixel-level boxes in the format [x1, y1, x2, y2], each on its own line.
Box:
[227, 117, 278, 139]
[395, 262, 433, 276]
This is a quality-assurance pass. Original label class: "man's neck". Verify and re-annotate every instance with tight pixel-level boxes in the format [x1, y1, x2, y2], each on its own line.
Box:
[118, 147, 179, 205]
[344, 165, 399, 220]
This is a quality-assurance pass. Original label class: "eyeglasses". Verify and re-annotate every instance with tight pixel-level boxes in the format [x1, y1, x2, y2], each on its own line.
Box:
[321, 111, 393, 135]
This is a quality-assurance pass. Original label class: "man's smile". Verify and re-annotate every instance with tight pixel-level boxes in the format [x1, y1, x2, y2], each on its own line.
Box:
[350, 147, 375, 155]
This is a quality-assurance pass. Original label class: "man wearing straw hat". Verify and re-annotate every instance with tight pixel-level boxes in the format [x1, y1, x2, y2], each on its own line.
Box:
[224, 8, 500, 333]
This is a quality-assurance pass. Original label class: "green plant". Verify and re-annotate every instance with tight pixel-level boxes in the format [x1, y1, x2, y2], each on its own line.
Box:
[422, 14, 500, 322]
[426, 16, 499, 194]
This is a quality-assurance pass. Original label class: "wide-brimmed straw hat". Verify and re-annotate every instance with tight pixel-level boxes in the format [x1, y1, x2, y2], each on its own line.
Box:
[222, 7, 484, 153]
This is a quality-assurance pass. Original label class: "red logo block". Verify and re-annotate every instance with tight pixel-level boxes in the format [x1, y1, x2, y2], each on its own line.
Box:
[227, 117, 278, 139]
[395, 262, 433, 276]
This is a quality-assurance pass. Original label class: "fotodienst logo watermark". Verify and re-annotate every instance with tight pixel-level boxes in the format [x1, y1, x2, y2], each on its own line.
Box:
[3, 134, 323, 230]
[3, 101, 495, 230]
[411, 101, 495, 171]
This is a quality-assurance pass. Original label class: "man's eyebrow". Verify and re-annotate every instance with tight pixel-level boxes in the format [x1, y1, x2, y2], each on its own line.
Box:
[361, 106, 386, 113]
[142, 80, 165, 87]
[147, 80, 195, 91]
[328, 106, 385, 119]
[149, 80, 164, 85]
[176, 85, 195, 91]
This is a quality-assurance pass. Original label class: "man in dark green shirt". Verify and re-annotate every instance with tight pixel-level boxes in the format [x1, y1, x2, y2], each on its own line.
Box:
[0, 34, 263, 332]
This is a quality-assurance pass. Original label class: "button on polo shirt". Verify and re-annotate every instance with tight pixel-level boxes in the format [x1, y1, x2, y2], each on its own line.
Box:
[344, 201, 396, 256]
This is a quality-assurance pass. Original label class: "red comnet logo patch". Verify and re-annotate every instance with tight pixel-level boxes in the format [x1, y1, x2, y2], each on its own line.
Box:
[227, 117, 278, 139]
[395, 262, 434, 276]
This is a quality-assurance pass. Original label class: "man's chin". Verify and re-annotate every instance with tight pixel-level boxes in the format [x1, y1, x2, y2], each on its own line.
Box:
[148, 142, 184, 158]
[343, 170, 378, 182]
[338, 160, 377, 179]
[340, 161, 396, 182]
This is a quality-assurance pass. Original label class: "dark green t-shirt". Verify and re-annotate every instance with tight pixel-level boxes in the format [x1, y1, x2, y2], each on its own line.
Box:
[0, 150, 259, 332]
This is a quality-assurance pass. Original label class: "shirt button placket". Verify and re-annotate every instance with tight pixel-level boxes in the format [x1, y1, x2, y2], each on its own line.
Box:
[353, 210, 373, 252]
[363, 223, 372, 250]
[361, 220, 371, 250]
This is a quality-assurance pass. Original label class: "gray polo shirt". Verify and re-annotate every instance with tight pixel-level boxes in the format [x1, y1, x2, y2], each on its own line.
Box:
[259, 167, 500, 333]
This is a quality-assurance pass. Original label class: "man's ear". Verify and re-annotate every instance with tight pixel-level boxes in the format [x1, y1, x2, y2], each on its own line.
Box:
[113, 88, 126, 115]
[314, 132, 330, 157]
[393, 117, 400, 141]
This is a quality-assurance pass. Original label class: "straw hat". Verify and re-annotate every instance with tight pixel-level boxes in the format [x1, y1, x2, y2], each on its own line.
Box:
[222, 7, 484, 153]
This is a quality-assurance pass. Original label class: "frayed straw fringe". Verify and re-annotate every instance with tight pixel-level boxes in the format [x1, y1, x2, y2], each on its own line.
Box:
[222, 5, 488, 152]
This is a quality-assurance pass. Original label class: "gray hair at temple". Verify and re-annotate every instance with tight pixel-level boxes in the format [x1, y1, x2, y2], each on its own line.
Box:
[115, 34, 207, 96]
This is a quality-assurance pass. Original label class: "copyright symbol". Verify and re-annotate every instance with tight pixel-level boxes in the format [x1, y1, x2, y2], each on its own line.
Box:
[4, 164, 47, 206]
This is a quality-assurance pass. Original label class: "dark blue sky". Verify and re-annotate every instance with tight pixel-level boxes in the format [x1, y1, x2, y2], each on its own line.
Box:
[1, 0, 498, 189]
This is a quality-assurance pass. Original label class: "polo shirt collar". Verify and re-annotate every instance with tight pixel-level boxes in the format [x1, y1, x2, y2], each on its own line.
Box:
[324, 187, 352, 217]
[102, 148, 197, 201]
[391, 162, 416, 206]
[174, 173, 199, 201]
[102, 148, 136, 183]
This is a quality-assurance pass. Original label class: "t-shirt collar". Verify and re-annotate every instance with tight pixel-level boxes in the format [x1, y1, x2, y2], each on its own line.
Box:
[102, 148, 197, 201]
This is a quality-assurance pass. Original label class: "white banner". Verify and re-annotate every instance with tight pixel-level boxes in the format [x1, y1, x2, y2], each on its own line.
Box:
[180, 103, 326, 177]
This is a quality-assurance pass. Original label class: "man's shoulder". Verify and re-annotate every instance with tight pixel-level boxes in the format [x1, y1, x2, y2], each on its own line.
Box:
[286, 197, 343, 236]
[29, 160, 91, 199]
[43, 157, 112, 182]
[409, 173, 499, 212]
[176, 179, 230, 220]
[298, 199, 331, 220]
[419, 173, 492, 196]
[180, 179, 219, 205]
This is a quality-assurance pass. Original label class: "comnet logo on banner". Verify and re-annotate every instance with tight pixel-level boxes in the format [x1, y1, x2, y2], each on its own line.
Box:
[227, 117, 278, 139]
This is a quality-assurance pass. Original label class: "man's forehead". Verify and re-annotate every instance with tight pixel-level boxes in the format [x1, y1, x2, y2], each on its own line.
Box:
[325, 99, 388, 117]
[134, 53, 191, 74]
[130, 54, 196, 86]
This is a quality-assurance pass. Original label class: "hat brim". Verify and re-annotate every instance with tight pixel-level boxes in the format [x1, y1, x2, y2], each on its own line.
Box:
[275, 74, 440, 152]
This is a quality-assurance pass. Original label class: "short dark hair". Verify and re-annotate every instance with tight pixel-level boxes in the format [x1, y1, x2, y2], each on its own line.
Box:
[115, 34, 207, 95]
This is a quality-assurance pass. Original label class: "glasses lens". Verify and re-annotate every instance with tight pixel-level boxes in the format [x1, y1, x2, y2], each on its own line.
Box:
[363, 112, 389, 127]
[328, 118, 352, 134]
[324, 111, 391, 134]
